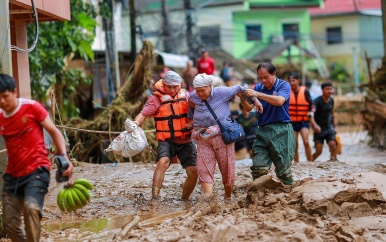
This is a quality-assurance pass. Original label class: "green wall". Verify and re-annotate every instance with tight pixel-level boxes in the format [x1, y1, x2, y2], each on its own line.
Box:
[232, 9, 311, 59]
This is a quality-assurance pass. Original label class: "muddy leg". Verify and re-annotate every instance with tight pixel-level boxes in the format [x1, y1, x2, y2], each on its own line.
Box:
[152, 157, 170, 198]
[23, 197, 42, 242]
[293, 131, 299, 162]
[224, 180, 234, 199]
[2, 194, 26, 242]
[327, 139, 337, 160]
[181, 166, 198, 200]
[200, 182, 214, 197]
[23, 167, 50, 242]
[312, 142, 323, 161]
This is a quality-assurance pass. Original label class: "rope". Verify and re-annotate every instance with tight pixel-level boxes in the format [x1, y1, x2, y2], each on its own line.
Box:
[55, 125, 156, 134]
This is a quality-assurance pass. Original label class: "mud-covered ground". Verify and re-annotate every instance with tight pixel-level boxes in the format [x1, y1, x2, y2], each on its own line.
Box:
[4, 128, 386, 242]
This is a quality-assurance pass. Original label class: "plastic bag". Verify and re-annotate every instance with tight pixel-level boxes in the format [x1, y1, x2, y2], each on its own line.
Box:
[336, 134, 342, 155]
[105, 118, 148, 158]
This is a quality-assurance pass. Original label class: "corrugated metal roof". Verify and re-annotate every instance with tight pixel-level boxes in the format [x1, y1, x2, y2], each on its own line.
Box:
[309, 0, 381, 16]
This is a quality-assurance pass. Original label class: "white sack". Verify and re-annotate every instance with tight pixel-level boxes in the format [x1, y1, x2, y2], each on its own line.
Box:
[105, 118, 148, 158]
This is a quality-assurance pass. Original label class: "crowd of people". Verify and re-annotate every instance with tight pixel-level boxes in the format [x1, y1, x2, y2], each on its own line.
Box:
[0, 49, 339, 240]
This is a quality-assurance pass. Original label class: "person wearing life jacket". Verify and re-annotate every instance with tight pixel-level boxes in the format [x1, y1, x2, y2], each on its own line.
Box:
[135, 70, 198, 201]
[287, 72, 316, 163]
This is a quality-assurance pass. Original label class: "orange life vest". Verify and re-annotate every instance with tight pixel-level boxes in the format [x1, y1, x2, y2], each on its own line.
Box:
[289, 86, 309, 122]
[153, 80, 191, 141]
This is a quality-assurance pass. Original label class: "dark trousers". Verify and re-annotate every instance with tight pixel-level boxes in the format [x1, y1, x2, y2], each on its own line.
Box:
[2, 167, 50, 242]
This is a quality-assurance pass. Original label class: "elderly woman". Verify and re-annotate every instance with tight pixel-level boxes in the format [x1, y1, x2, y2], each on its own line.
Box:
[187, 73, 262, 200]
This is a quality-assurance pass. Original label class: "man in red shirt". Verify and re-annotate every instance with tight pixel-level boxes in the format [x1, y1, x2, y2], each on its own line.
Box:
[197, 48, 216, 75]
[0, 74, 73, 241]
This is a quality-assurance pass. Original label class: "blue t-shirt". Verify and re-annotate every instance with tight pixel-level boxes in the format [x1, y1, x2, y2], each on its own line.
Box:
[253, 78, 291, 126]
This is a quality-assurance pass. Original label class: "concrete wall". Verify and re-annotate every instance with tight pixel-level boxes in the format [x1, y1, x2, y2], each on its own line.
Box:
[233, 9, 310, 58]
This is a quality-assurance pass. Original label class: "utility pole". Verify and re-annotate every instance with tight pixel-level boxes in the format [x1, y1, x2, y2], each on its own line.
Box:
[161, 0, 172, 52]
[382, 0, 386, 64]
[129, 0, 136, 64]
[102, 0, 119, 104]
[184, 0, 194, 59]
[0, 0, 12, 74]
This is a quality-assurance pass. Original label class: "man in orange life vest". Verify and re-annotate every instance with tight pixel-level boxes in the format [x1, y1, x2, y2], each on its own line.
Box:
[287, 72, 316, 162]
[135, 71, 198, 201]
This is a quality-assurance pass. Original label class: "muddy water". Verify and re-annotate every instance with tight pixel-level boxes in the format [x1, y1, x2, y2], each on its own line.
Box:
[35, 128, 386, 241]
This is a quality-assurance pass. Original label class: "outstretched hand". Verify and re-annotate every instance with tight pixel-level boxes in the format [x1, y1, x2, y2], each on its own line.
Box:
[254, 99, 263, 113]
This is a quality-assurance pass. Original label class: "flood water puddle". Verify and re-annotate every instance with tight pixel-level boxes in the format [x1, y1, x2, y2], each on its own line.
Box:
[42, 210, 188, 233]
[43, 215, 135, 233]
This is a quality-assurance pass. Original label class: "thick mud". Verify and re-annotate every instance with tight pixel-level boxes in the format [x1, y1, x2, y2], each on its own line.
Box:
[2, 130, 386, 241]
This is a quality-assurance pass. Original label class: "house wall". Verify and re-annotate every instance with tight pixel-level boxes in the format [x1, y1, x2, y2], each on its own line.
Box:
[359, 15, 383, 70]
[233, 9, 310, 58]
[8, 0, 71, 99]
[10, 0, 71, 21]
[117, 4, 245, 55]
[311, 14, 383, 74]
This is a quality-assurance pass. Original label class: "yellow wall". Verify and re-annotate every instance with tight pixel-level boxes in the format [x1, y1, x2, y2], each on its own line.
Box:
[311, 15, 362, 74]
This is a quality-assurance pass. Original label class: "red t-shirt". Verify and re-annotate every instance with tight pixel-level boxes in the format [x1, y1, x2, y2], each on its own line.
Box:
[0, 99, 50, 177]
[197, 57, 216, 75]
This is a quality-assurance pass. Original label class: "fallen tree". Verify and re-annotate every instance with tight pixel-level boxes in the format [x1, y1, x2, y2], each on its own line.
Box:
[64, 40, 158, 163]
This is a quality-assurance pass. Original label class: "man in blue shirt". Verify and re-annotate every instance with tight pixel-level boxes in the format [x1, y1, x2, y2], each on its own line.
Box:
[244, 62, 295, 185]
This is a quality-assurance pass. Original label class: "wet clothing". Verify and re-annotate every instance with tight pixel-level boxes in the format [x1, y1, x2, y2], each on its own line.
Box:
[189, 85, 244, 187]
[253, 78, 291, 126]
[289, 86, 312, 122]
[156, 141, 196, 168]
[2, 166, 50, 242]
[152, 81, 191, 141]
[189, 85, 245, 127]
[140, 81, 196, 167]
[0, 99, 50, 177]
[313, 96, 334, 132]
[0, 98, 51, 242]
[251, 123, 295, 185]
[197, 57, 215, 75]
[196, 135, 235, 185]
[291, 121, 310, 132]
[250, 79, 294, 185]
[141, 83, 192, 145]
[313, 95, 336, 144]
[314, 128, 336, 144]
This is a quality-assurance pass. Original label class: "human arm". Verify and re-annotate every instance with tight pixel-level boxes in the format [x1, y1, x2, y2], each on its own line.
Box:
[186, 101, 195, 130]
[41, 117, 73, 176]
[134, 113, 148, 126]
[244, 89, 286, 106]
[237, 91, 263, 113]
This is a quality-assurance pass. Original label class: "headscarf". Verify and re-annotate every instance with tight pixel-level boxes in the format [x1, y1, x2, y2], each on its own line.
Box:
[193, 73, 213, 88]
[162, 70, 182, 85]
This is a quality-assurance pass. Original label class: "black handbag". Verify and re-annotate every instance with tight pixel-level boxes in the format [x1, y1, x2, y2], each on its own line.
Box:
[204, 100, 245, 144]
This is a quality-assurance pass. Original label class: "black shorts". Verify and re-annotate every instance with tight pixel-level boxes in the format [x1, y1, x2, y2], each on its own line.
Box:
[291, 121, 310, 132]
[156, 141, 196, 168]
[313, 129, 336, 144]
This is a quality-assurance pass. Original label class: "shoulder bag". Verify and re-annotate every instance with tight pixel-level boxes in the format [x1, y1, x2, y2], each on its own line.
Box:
[203, 100, 245, 144]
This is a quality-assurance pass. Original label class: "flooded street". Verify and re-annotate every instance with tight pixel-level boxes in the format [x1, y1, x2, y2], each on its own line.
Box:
[3, 127, 385, 241]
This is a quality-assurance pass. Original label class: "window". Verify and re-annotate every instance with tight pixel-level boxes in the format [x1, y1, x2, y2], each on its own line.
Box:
[283, 23, 299, 45]
[246, 25, 262, 41]
[326, 27, 343, 44]
[199, 26, 220, 47]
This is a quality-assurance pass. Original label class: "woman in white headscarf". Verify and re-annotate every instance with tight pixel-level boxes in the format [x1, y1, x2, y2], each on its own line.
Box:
[187, 73, 262, 201]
